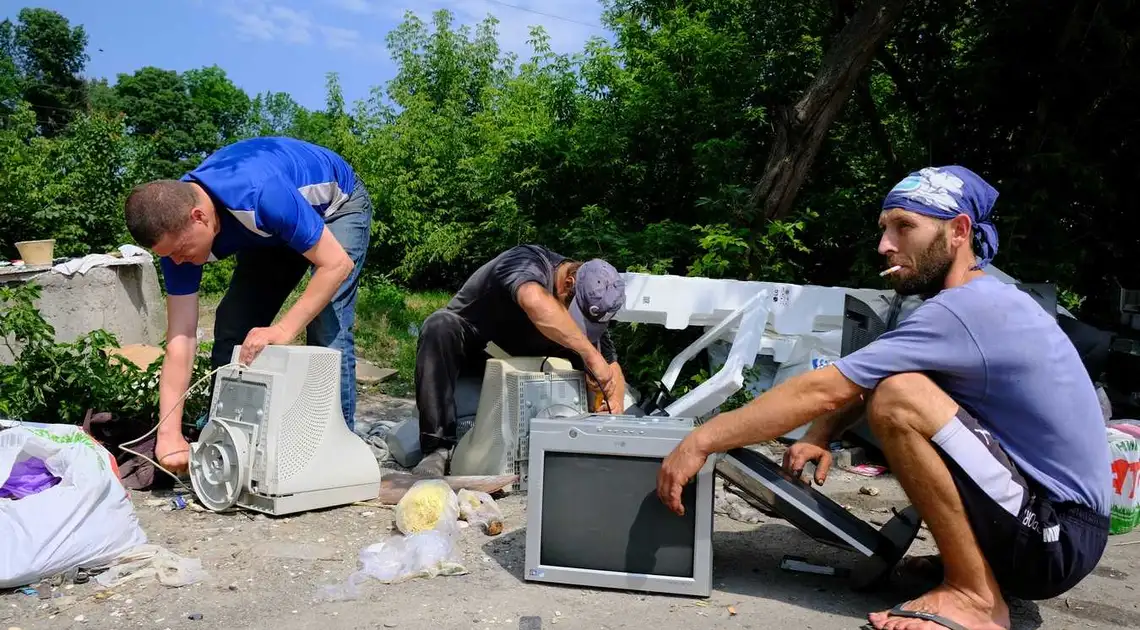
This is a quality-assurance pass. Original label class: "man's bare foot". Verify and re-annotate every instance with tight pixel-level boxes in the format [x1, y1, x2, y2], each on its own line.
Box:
[868, 583, 1010, 630]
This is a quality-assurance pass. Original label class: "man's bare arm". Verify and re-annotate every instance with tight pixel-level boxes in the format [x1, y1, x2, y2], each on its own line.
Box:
[657, 365, 864, 515]
[157, 293, 200, 438]
[239, 227, 354, 365]
[515, 281, 607, 371]
[691, 365, 865, 456]
[277, 227, 354, 339]
[801, 396, 866, 445]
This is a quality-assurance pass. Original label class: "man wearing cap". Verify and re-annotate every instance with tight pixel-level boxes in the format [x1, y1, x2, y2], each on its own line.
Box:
[657, 166, 1111, 630]
[412, 244, 627, 476]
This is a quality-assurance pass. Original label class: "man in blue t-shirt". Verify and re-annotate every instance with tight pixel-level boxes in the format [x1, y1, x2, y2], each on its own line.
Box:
[123, 137, 372, 475]
[656, 166, 1111, 630]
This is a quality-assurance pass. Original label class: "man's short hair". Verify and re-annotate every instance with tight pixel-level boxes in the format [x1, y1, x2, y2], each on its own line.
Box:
[123, 180, 197, 247]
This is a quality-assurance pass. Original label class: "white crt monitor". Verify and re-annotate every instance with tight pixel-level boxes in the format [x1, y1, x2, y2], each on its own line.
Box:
[524, 414, 715, 597]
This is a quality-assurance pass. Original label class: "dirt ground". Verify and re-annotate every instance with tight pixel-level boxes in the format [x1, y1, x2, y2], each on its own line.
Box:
[4, 393, 1140, 630]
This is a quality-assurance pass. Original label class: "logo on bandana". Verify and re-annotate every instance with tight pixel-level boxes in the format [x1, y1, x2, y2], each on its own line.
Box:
[891, 176, 923, 194]
[895, 167, 965, 214]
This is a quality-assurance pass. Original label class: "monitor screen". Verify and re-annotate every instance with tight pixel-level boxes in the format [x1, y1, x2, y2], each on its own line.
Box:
[538, 452, 697, 578]
[841, 294, 889, 357]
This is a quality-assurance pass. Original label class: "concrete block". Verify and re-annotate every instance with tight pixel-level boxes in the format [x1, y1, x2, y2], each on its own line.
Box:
[356, 359, 397, 384]
[0, 261, 165, 364]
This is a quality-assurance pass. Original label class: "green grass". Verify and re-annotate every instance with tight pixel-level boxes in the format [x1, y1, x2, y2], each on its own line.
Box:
[353, 280, 450, 396]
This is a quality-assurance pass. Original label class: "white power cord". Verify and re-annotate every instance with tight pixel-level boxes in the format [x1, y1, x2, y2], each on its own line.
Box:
[118, 361, 248, 493]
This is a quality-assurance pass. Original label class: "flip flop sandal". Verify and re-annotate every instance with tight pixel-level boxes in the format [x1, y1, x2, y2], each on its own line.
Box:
[860, 605, 969, 630]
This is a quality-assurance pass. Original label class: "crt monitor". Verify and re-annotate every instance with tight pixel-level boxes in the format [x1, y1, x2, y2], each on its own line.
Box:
[524, 414, 715, 597]
[841, 293, 889, 357]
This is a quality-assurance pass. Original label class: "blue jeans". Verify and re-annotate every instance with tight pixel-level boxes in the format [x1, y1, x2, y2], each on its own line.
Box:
[211, 177, 372, 431]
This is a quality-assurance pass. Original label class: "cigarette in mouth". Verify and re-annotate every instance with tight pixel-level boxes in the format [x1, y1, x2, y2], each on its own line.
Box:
[880, 265, 902, 277]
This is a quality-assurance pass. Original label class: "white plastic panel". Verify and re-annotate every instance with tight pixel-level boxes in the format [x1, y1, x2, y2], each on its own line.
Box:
[663, 292, 771, 419]
[617, 272, 849, 335]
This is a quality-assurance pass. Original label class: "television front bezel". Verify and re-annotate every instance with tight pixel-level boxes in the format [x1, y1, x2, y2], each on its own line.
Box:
[523, 415, 715, 598]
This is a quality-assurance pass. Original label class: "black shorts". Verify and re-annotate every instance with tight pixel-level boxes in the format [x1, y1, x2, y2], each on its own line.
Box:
[931, 407, 1110, 600]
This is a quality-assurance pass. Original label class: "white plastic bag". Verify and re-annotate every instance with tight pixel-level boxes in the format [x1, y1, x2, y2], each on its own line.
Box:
[94, 544, 207, 588]
[318, 479, 470, 601]
[1107, 426, 1140, 535]
[457, 489, 504, 535]
[317, 523, 468, 601]
[0, 423, 147, 588]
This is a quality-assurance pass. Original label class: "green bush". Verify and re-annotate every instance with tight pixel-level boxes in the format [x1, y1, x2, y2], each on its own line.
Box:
[353, 277, 450, 396]
[0, 282, 213, 426]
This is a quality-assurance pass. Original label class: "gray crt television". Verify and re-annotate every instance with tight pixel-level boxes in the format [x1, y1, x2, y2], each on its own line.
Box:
[523, 414, 715, 597]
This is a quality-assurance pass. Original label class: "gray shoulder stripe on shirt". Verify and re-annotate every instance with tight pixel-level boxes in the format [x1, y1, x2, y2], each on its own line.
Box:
[227, 208, 271, 237]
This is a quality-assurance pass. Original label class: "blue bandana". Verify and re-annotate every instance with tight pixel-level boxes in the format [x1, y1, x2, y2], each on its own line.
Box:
[882, 165, 1000, 268]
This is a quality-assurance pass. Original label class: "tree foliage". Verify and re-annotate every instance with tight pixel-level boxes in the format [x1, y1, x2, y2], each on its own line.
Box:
[0, 1, 1136, 340]
[0, 7, 88, 134]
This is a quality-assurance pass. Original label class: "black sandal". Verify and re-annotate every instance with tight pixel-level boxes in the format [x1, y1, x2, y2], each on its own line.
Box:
[862, 604, 969, 630]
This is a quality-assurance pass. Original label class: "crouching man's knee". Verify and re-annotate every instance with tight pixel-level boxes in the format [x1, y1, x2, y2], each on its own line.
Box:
[418, 310, 464, 348]
[866, 372, 960, 438]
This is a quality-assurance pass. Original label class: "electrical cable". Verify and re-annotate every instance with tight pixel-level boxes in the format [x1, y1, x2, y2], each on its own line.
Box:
[118, 361, 248, 493]
[483, 0, 606, 30]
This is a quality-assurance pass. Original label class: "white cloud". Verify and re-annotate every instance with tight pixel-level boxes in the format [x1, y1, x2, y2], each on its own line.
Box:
[223, 9, 278, 41]
[267, 6, 313, 44]
[215, 0, 610, 67]
[325, 0, 611, 60]
[399, 1, 610, 59]
[319, 25, 363, 50]
[326, 0, 373, 12]
[217, 0, 385, 58]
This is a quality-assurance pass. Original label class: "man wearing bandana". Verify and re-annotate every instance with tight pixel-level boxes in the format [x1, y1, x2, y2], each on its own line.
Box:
[657, 166, 1111, 630]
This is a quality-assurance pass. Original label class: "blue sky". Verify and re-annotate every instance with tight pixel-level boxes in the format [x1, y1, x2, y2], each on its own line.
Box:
[3, 0, 613, 111]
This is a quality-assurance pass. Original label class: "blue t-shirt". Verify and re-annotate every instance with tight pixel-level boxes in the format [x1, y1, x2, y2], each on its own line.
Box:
[160, 136, 357, 295]
[834, 275, 1112, 515]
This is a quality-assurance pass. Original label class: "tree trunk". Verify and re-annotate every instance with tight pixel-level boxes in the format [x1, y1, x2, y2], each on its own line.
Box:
[750, 0, 909, 223]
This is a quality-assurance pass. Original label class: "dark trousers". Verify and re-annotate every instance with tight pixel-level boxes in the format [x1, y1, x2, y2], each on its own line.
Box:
[414, 309, 489, 452]
[211, 178, 373, 431]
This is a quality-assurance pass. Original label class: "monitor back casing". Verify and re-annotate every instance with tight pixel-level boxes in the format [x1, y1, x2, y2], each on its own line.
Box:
[524, 414, 714, 597]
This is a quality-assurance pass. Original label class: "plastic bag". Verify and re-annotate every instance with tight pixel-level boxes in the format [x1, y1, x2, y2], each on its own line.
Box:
[394, 479, 460, 535]
[1, 423, 147, 589]
[457, 489, 504, 536]
[93, 544, 208, 588]
[319, 480, 469, 600]
[1097, 386, 1113, 423]
[1107, 426, 1140, 535]
[0, 456, 60, 499]
[317, 524, 468, 600]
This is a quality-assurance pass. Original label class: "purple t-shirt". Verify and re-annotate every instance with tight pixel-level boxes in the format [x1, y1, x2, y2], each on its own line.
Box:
[834, 275, 1112, 514]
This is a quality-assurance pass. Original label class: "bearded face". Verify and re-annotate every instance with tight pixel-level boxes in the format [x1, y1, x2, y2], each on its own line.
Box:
[878, 209, 956, 297]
